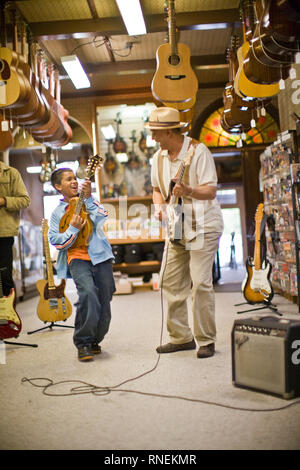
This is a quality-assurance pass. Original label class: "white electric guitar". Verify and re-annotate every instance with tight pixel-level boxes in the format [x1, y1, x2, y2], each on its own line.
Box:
[242, 203, 274, 304]
[166, 149, 194, 242]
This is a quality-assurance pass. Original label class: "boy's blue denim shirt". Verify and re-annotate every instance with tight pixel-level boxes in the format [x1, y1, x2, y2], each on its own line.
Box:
[48, 196, 114, 279]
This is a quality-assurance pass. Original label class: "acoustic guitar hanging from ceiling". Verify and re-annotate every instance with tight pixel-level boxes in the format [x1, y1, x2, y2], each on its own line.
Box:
[151, 0, 198, 104]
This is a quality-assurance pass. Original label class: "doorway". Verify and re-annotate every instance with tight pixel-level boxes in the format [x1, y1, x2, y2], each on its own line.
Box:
[217, 185, 247, 284]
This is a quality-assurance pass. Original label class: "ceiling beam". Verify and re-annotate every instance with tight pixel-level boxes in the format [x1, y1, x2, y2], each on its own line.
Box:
[29, 10, 240, 40]
[58, 54, 227, 78]
[61, 81, 227, 100]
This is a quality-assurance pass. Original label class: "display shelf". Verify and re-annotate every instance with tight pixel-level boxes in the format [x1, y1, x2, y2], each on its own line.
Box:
[102, 195, 165, 276]
[260, 131, 299, 308]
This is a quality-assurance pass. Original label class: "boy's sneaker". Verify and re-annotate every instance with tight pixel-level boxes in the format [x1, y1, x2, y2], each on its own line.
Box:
[91, 343, 102, 354]
[78, 345, 94, 362]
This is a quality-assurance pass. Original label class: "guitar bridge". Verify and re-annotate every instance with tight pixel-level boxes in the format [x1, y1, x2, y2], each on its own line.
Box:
[164, 75, 186, 80]
[49, 299, 58, 309]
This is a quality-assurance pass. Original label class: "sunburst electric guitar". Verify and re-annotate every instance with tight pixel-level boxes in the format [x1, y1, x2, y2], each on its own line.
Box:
[0, 269, 22, 340]
[35, 219, 72, 323]
[242, 203, 274, 304]
[151, 0, 198, 104]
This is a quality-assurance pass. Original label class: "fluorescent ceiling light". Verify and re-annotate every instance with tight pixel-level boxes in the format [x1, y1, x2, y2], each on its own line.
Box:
[101, 125, 116, 140]
[26, 166, 42, 174]
[116, 0, 146, 36]
[61, 55, 90, 89]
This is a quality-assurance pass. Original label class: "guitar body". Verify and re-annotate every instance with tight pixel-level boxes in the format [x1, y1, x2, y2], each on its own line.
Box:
[35, 279, 72, 323]
[59, 197, 93, 248]
[162, 95, 196, 111]
[0, 288, 22, 339]
[0, 114, 14, 150]
[242, 258, 274, 304]
[166, 199, 183, 242]
[234, 42, 280, 99]
[244, 44, 289, 85]
[152, 42, 198, 103]
[0, 47, 27, 108]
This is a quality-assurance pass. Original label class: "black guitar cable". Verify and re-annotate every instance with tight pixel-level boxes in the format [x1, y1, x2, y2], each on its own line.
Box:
[21, 239, 300, 412]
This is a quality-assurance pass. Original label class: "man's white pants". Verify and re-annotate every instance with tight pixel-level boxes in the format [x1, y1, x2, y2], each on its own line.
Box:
[159, 232, 221, 346]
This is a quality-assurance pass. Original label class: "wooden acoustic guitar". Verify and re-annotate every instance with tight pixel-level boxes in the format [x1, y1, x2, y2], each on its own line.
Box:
[59, 154, 104, 248]
[0, 268, 22, 340]
[35, 219, 72, 323]
[221, 35, 255, 134]
[0, 7, 28, 109]
[234, 1, 280, 100]
[151, 0, 198, 104]
[242, 203, 274, 304]
[166, 148, 194, 242]
[243, 0, 290, 85]
[253, 0, 298, 68]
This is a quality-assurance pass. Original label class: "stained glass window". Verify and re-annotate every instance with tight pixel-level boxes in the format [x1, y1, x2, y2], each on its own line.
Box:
[199, 107, 279, 147]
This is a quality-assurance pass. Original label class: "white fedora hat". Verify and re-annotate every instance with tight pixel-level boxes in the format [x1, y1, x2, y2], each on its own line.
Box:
[145, 107, 185, 130]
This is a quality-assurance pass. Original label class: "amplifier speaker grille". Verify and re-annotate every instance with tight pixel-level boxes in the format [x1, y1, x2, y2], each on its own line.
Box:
[232, 316, 300, 399]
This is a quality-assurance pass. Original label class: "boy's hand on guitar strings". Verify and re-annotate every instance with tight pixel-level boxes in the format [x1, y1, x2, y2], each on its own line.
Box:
[70, 214, 87, 230]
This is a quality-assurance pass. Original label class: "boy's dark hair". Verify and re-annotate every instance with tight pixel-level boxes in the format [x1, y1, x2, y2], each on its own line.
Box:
[50, 168, 73, 191]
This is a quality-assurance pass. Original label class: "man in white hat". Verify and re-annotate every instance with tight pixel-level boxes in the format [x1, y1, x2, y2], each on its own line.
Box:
[146, 107, 223, 358]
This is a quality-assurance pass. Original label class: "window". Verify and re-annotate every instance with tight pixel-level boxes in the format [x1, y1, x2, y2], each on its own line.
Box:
[199, 107, 279, 147]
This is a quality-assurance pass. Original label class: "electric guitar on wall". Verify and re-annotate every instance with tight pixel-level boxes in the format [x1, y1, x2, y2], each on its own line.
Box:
[59, 154, 104, 248]
[0, 268, 22, 340]
[166, 148, 194, 242]
[151, 0, 198, 104]
[242, 203, 274, 304]
[35, 219, 72, 323]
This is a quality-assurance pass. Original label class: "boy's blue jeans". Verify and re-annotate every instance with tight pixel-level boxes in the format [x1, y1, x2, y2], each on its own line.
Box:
[68, 258, 115, 349]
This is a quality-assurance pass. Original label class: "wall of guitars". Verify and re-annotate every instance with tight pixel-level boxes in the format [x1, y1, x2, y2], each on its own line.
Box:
[96, 103, 158, 200]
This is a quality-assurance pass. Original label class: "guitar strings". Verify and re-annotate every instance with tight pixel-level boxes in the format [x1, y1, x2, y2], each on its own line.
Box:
[21, 236, 300, 413]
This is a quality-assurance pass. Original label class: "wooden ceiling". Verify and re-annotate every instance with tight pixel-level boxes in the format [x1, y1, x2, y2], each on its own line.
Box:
[4, 0, 242, 100]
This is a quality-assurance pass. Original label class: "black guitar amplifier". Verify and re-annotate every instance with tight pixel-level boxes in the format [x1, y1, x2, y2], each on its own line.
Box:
[231, 316, 300, 399]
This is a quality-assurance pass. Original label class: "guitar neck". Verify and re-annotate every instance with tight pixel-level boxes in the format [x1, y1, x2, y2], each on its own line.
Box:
[168, 0, 178, 59]
[253, 221, 261, 270]
[75, 190, 85, 215]
[43, 233, 55, 288]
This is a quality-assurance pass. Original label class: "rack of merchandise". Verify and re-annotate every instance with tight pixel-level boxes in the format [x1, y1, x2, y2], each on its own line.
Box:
[260, 131, 300, 310]
[102, 196, 165, 276]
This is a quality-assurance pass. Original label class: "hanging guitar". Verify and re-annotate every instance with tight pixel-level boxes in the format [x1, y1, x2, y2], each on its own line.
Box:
[234, 0, 281, 100]
[0, 268, 22, 340]
[59, 154, 104, 248]
[39, 149, 52, 183]
[113, 112, 127, 154]
[242, 203, 274, 304]
[151, 0, 198, 104]
[35, 219, 72, 323]
[166, 146, 194, 242]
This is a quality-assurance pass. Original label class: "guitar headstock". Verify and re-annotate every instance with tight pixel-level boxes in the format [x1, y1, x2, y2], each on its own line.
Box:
[255, 203, 264, 223]
[85, 154, 104, 180]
